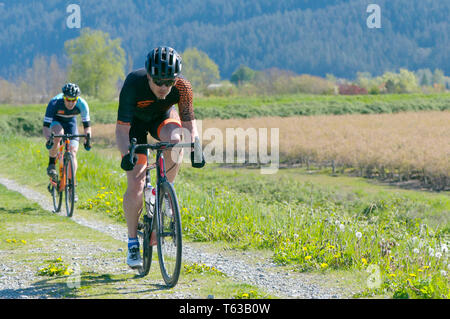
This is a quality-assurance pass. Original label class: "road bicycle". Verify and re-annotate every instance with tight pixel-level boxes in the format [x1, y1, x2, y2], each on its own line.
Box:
[129, 137, 199, 287]
[46, 132, 90, 217]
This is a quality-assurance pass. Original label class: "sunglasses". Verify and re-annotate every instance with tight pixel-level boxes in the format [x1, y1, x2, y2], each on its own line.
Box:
[152, 78, 176, 87]
[64, 96, 78, 102]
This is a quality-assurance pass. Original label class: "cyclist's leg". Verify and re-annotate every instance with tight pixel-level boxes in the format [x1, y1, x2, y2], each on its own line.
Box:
[125, 118, 149, 239]
[69, 141, 79, 181]
[49, 122, 64, 158]
[47, 122, 64, 176]
[65, 119, 80, 180]
[153, 107, 183, 183]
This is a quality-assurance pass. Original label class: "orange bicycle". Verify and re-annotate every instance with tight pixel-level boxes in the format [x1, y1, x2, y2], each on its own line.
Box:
[46, 132, 90, 217]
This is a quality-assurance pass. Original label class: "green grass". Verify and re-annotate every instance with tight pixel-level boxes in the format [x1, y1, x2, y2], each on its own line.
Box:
[1, 93, 449, 135]
[0, 134, 448, 298]
[192, 92, 450, 117]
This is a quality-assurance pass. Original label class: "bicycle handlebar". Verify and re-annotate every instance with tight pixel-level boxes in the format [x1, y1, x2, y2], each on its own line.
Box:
[46, 132, 91, 150]
[128, 137, 200, 165]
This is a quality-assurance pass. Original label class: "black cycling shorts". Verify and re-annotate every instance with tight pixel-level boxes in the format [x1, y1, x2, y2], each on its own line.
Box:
[129, 107, 182, 154]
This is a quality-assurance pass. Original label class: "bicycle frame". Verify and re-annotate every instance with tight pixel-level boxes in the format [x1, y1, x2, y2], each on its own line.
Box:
[48, 133, 88, 192]
[48, 139, 68, 191]
[142, 143, 186, 218]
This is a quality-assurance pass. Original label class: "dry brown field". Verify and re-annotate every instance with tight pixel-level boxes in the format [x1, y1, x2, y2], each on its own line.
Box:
[92, 110, 450, 190]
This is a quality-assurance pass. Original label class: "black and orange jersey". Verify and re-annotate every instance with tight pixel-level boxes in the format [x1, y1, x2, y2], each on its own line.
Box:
[117, 68, 194, 125]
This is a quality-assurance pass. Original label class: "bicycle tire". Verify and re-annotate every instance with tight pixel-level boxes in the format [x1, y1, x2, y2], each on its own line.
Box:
[138, 214, 154, 276]
[50, 180, 63, 213]
[156, 181, 182, 287]
[64, 153, 76, 217]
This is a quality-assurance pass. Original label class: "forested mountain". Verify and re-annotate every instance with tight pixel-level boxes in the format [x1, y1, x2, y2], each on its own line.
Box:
[0, 0, 448, 80]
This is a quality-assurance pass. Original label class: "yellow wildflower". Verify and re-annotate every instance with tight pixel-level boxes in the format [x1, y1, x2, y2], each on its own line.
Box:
[305, 256, 312, 261]
[320, 263, 328, 269]
[361, 258, 368, 265]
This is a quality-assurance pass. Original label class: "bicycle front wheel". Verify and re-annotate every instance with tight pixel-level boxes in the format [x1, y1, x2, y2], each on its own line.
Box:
[156, 181, 182, 287]
[64, 153, 76, 217]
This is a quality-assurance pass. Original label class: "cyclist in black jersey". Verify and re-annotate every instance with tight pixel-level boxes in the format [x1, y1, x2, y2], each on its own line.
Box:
[115, 47, 205, 269]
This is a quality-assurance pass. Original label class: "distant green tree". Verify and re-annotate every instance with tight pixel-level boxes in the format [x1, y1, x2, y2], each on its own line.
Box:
[420, 73, 430, 86]
[181, 48, 220, 90]
[65, 28, 126, 100]
[385, 79, 396, 94]
[230, 65, 257, 86]
[432, 69, 445, 86]
[382, 69, 419, 93]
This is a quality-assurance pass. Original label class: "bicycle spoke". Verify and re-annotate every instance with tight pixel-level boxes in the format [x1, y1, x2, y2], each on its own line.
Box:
[138, 215, 153, 276]
[157, 182, 182, 287]
[64, 154, 75, 217]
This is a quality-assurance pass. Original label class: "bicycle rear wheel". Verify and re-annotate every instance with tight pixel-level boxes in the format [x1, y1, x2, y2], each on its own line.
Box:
[64, 153, 76, 217]
[156, 181, 182, 287]
[49, 179, 63, 213]
[138, 214, 154, 276]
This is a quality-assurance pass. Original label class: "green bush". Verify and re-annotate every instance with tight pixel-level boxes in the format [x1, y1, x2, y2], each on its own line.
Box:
[0, 114, 42, 136]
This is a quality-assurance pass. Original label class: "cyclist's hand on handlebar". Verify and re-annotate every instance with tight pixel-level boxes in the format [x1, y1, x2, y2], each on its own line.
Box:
[84, 133, 91, 151]
[191, 150, 206, 168]
[121, 153, 137, 171]
[45, 139, 54, 150]
[83, 141, 91, 151]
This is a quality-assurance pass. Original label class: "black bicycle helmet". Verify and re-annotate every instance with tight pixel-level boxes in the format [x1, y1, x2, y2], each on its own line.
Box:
[62, 83, 81, 98]
[145, 46, 182, 79]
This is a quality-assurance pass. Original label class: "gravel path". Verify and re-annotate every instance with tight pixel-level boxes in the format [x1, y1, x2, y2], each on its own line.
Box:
[0, 176, 344, 299]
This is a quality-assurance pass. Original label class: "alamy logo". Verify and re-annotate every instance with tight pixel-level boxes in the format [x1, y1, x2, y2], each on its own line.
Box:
[168, 121, 280, 174]
[366, 4, 382, 29]
[66, 4, 81, 29]
[66, 263, 81, 288]
[366, 264, 382, 289]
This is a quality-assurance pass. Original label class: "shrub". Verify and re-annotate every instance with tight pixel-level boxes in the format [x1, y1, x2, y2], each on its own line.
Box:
[339, 84, 368, 95]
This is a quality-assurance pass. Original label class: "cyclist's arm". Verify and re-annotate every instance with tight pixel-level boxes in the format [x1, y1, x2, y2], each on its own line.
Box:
[77, 97, 92, 140]
[176, 78, 198, 143]
[84, 126, 92, 140]
[116, 73, 136, 155]
[43, 126, 52, 141]
[43, 98, 58, 140]
[116, 123, 130, 156]
[78, 98, 91, 130]
[181, 120, 199, 143]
